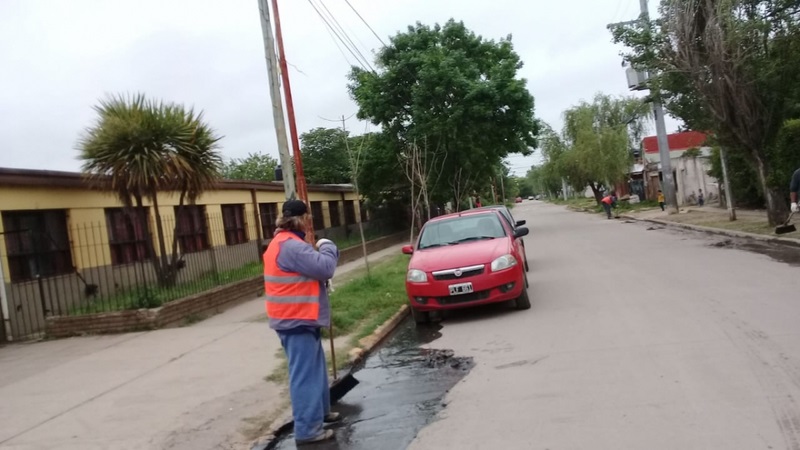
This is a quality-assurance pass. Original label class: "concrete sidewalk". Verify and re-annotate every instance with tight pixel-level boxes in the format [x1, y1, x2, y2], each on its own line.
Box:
[0, 243, 406, 450]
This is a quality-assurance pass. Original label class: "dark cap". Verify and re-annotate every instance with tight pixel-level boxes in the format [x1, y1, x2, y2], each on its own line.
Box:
[282, 200, 308, 218]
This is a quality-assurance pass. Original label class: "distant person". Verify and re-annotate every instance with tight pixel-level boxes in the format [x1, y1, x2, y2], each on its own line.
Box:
[791, 168, 800, 212]
[698, 189, 705, 206]
[262, 200, 340, 445]
[475, 195, 482, 208]
[601, 191, 618, 219]
[657, 189, 665, 211]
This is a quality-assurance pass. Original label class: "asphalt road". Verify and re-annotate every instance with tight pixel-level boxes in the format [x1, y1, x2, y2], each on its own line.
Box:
[407, 201, 800, 450]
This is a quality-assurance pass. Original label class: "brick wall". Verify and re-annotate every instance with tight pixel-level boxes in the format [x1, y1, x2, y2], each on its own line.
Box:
[45, 230, 407, 338]
[46, 278, 262, 338]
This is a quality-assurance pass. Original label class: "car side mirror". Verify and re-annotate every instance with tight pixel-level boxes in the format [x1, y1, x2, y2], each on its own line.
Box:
[514, 227, 529, 238]
[515, 220, 526, 226]
[401, 245, 414, 255]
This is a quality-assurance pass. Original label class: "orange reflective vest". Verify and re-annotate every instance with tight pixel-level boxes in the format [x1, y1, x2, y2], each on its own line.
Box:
[263, 232, 321, 322]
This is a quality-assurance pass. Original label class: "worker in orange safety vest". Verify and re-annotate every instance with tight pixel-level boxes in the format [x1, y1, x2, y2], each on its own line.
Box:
[601, 191, 618, 219]
[263, 199, 339, 445]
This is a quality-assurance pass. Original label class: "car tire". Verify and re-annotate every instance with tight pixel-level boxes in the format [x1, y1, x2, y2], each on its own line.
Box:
[515, 285, 531, 310]
[411, 307, 430, 325]
[521, 243, 529, 272]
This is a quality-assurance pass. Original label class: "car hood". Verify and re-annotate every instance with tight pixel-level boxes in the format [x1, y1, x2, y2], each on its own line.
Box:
[411, 238, 511, 272]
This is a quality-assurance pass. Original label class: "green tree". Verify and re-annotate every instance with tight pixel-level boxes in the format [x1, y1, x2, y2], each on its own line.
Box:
[612, 0, 800, 224]
[355, 132, 410, 204]
[300, 127, 351, 185]
[515, 176, 534, 198]
[553, 94, 649, 203]
[221, 153, 277, 182]
[348, 19, 539, 207]
[79, 94, 222, 286]
[708, 146, 763, 208]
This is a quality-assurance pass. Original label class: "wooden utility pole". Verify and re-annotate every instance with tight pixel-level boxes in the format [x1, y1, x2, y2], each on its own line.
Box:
[270, 0, 315, 240]
[257, 0, 295, 201]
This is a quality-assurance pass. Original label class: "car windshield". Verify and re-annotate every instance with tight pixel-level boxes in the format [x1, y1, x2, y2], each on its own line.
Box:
[418, 214, 506, 249]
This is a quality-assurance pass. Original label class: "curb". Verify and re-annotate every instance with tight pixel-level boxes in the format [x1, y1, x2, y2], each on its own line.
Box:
[249, 304, 410, 450]
[620, 215, 800, 249]
[348, 305, 410, 364]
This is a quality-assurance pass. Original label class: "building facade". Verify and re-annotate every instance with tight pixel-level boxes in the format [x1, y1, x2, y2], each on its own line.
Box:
[640, 131, 719, 206]
[0, 168, 366, 341]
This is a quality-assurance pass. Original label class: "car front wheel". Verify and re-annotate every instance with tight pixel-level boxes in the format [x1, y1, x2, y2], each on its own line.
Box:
[411, 306, 430, 324]
[515, 286, 531, 310]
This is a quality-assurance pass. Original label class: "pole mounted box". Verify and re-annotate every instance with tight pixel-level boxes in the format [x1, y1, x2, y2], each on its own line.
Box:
[626, 66, 648, 91]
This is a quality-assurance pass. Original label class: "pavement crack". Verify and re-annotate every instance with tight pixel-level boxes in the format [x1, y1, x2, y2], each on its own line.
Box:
[495, 355, 549, 370]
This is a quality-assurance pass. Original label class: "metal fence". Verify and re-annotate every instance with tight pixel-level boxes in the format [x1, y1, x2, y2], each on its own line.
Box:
[0, 211, 398, 342]
[1, 213, 265, 340]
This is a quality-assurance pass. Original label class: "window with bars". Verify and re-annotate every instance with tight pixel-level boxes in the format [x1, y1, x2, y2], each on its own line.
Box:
[310, 201, 325, 230]
[175, 205, 209, 253]
[105, 208, 150, 265]
[222, 204, 248, 245]
[2, 210, 73, 282]
[259, 203, 279, 238]
[329, 201, 341, 227]
[344, 200, 356, 225]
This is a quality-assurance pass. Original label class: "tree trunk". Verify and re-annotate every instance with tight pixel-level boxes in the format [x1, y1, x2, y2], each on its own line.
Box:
[589, 183, 603, 205]
[352, 184, 370, 278]
[150, 193, 176, 287]
[170, 190, 187, 268]
[134, 194, 161, 288]
[753, 153, 788, 226]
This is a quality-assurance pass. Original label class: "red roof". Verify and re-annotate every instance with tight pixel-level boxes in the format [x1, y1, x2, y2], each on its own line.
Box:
[642, 131, 708, 154]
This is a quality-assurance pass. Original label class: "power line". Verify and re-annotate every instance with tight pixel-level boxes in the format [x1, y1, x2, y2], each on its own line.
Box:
[344, 0, 387, 47]
[321, 20, 354, 67]
[306, 0, 372, 72]
[316, 0, 374, 71]
[318, 0, 372, 60]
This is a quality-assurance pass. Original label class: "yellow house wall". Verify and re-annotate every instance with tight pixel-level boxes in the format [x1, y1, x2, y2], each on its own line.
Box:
[0, 185, 359, 280]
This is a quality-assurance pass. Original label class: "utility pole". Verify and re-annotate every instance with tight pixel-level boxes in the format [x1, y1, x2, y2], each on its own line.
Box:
[719, 147, 737, 221]
[270, 0, 315, 240]
[257, 0, 295, 201]
[638, 0, 678, 214]
[609, 1, 679, 214]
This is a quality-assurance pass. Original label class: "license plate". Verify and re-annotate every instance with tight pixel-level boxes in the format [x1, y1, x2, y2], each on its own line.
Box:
[448, 282, 474, 296]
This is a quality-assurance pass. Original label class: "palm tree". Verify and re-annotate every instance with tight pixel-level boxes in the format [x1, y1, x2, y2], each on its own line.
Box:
[79, 94, 223, 286]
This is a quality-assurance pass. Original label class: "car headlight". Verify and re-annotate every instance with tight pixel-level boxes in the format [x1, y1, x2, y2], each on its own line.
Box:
[407, 269, 428, 283]
[491, 254, 518, 272]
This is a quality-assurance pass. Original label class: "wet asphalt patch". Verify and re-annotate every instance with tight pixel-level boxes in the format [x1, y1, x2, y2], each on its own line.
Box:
[261, 319, 473, 450]
[708, 238, 800, 266]
[648, 223, 800, 266]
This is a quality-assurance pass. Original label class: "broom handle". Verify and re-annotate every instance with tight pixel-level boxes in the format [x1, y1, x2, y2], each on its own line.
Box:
[329, 325, 337, 380]
[785, 211, 796, 226]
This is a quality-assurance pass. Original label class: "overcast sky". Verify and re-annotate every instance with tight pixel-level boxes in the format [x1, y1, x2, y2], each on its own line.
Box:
[0, 0, 680, 176]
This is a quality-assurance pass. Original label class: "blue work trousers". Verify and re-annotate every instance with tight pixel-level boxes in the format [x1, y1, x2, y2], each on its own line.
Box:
[277, 328, 330, 440]
[602, 203, 613, 218]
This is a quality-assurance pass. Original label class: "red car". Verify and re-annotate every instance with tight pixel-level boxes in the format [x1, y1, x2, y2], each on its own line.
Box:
[401, 209, 530, 324]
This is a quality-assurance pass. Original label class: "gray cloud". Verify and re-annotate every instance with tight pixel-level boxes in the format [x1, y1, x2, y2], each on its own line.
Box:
[0, 0, 681, 176]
